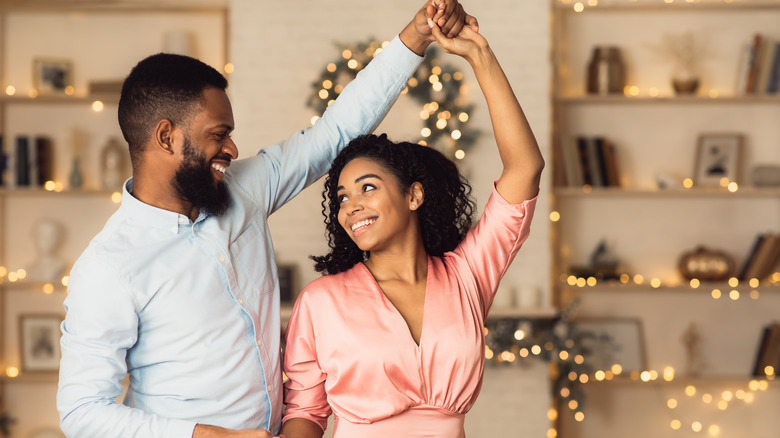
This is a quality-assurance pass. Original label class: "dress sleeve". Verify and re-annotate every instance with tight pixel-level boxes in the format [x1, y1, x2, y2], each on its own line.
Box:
[451, 182, 538, 318]
[282, 290, 331, 431]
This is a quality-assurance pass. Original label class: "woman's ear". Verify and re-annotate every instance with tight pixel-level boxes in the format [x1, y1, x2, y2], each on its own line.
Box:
[408, 181, 424, 211]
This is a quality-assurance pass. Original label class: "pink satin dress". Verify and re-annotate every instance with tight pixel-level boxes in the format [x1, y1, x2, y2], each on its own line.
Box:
[283, 186, 537, 437]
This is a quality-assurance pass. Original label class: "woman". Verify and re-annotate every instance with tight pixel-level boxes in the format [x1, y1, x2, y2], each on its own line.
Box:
[281, 20, 544, 438]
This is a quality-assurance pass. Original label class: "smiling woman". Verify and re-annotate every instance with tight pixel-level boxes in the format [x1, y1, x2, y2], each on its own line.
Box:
[281, 20, 544, 438]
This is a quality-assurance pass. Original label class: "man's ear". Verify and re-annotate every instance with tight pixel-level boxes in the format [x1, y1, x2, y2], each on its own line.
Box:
[153, 119, 176, 155]
[409, 181, 425, 210]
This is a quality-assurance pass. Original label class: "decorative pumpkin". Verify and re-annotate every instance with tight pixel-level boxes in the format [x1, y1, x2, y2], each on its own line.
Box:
[678, 246, 735, 281]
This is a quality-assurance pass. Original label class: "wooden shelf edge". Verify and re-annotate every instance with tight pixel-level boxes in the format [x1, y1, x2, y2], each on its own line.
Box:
[554, 94, 780, 104]
[0, 94, 120, 105]
[553, 0, 780, 12]
[0, 372, 58, 384]
[553, 186, 780, 198]
[560, 282, 780, 293]
[0, 187, 122, 197]
[581, 375, 777, 386]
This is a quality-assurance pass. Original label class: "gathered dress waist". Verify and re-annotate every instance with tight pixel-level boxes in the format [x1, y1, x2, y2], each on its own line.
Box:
[333, 406, 465, 438]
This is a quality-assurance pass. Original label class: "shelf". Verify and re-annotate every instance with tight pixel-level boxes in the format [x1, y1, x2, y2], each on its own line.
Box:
[0, 281, 67, 292]
[553, 0, 780, 12]
[0, 0, 227, 13]
[554, 186, 780, 198]
[580, 374, 777, 386]
[0, 187, 121, 198]
[561, 282, 780, 293]
[0, 94, 120, 105]
[555, 94, 780, 104]
[0, 373, 58, 384]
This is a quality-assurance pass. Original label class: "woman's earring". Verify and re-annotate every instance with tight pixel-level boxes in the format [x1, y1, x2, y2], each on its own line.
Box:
[411, 204, 417, 210]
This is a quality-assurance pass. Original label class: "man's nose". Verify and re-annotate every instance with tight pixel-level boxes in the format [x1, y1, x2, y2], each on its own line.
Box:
[222, 137, 238, 160]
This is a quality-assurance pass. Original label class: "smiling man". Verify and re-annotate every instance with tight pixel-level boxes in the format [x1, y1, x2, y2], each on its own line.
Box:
[55, 2, 476, 437]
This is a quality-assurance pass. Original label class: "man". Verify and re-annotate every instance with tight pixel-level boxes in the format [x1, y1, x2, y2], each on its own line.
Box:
[57, 1, 475, 438]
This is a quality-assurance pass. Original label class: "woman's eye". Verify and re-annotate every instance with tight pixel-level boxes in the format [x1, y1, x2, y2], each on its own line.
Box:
[337, 194, 348, 204]
[363, 184, 376, 192]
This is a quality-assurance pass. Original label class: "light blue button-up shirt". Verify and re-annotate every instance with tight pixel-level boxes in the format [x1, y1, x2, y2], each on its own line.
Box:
[57, 36, 423, 438]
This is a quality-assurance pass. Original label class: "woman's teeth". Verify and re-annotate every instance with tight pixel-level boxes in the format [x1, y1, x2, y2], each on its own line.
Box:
[351, 219, 375, 231]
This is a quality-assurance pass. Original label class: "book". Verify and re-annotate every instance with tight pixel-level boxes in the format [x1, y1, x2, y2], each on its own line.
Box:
[575, 136, 594, 186]
[753, 322, 780, 377]
[755, 37, 776, 94]
[738, 233, 766, 281]
[562, 137, 584, 187]
[767, 41, 780, 94]
[753, 325, 772, 376]
[744, 33, 763, 94]
[591, 137, 610, 187]
[601, 139, 622, 187]
[743, 233, 780, 281]
[735, 43, 752, 95]
[585, 137, 606, 187]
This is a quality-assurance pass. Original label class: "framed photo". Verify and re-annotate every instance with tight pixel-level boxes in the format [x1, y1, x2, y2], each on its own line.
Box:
[572, 318, 646, 373]
[694, 133, 743, 186]
[33, 58, 73, 95]
[19, 314, 63, 373]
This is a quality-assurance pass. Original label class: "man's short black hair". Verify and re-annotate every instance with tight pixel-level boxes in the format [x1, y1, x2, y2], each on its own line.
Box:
[118, 53, 228, 167]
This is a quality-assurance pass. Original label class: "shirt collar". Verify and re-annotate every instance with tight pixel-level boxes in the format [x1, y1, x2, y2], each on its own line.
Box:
[121, 177, 193, 234]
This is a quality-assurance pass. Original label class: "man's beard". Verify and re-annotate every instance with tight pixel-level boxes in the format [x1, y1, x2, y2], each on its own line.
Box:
[173, 136, 231, 217]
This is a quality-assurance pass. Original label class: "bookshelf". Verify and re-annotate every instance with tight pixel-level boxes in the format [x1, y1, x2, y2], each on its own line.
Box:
[551, 1, 780, 437]
[0, 2, 228, 436]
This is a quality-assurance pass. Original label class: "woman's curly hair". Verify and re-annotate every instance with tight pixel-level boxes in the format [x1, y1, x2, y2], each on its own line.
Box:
[311, 133, 476, 275]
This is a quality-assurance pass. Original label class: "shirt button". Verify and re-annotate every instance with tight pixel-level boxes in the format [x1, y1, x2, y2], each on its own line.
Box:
[257, 340, 262, 347]
[267, 385, 272, 393]
[178, 216, 186, 223]
[238, 298, 244, 305]
[219, 255, 225, 262]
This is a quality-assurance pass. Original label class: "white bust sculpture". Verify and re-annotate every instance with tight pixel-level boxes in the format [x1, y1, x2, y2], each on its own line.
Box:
[25, 218, 68, 284]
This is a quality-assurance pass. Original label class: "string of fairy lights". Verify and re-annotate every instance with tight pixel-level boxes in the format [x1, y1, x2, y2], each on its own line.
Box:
[306, 38, 479, 160]
[484, 305, 776, 437]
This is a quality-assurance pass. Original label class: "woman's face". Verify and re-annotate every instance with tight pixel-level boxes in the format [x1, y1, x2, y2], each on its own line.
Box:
[336, 157, 416, 252]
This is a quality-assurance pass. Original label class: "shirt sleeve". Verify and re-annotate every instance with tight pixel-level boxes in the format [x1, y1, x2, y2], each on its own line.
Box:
[229, 35, 424, 215]
[451, 182, 538, 318]
[282, 290, 331, 431]
[57, 257, 196, 438]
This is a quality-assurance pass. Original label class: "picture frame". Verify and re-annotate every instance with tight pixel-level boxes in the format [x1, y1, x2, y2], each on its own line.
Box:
[572, 318, 646, 373]
[694, 133, 743, 186]
[33, 58, 73, 95]
[19, 314, 63, 373]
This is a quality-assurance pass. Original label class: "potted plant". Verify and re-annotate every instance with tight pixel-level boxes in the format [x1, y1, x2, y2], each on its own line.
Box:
[652, 31, 708, 95]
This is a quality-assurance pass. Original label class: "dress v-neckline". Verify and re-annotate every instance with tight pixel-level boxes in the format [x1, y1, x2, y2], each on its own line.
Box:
[359, 259, 430, 348]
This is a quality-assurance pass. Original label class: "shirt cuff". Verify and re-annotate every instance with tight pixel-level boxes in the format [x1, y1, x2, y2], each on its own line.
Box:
[170, 419, 197, 438]
[381, 34, 426, 73]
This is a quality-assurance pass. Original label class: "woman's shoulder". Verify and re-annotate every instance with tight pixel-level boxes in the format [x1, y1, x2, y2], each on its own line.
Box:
[297, 264, 366, 300]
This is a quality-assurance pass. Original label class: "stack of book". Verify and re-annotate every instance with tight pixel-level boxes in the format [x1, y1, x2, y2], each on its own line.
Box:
[736, 33, 780, 95]
[560, 136, 622, 188]
[753, 322, 780, 377]
[738, 232, 780, 282]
